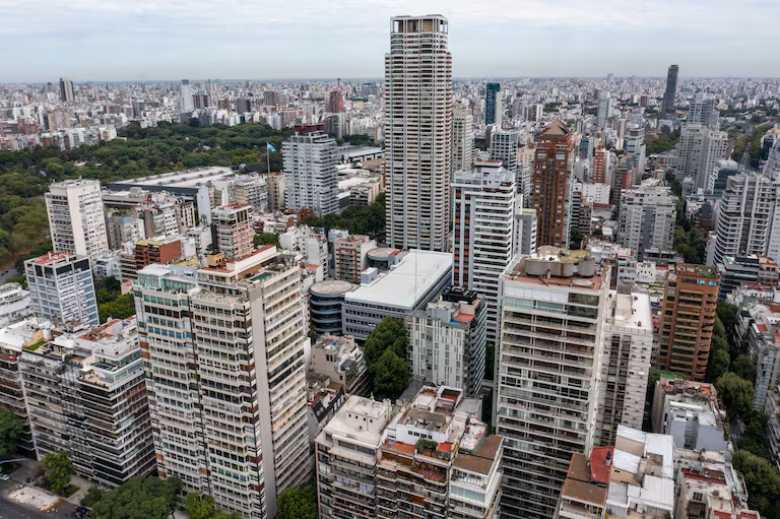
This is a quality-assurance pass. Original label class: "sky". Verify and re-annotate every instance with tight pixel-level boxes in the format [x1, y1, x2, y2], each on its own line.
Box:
[1, 0, 778, 82]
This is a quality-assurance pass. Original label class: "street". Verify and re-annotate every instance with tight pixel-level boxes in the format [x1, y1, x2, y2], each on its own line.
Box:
[0, 493, 77, 519]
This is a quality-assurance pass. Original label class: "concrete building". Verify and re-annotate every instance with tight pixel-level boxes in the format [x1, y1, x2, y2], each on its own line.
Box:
[19, 318, 155, 486]
[334, 235, 376, 284]
[212, 204, 254, 260]
[309, 334, 368, 396]
[45, 179, 109, 261]
[489, 130, 520, 190]
[651, 378, 728, 452]
[713, 173, 777, 265]
[688, 93, 720, 130]
[385, 15, 453, 252]
[409, 289, 487, 396]
[59, 77, 75, 103]
[656, 264, 720, 381]
[342, 250, 453, 340]
[283, 127, 339, 216]
[555, 425, 675, 519]
[485, 82, 502, 127]
[718, 255, 779, 301]
[745, 307, 780, 410]
[496, 248, 609, 519]
[25, 252, 98, 330]
[518, 208, 538, 255]
[766, 384, 780, 468]
[452, 161, 519, 349]
[532, 121, 576, 247]
[661, 65, 679, 117]
[127, 236, 184, 281]
[316, 386, 503, 519]
[617, 179, 676, 259]
[452, 106, 474, 176]
[678, 124, 728, 191]
[0, 282, 32, 327]
[134, 246, 310, 518]
[596, 291, 653, 445]
[309, 279, 356, 336]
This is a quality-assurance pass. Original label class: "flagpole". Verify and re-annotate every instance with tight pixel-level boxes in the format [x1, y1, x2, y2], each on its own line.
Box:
[266, 143, 271, 175]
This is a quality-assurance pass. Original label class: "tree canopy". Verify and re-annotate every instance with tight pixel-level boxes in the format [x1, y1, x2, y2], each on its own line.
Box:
[42, 451, 73, 495]
[185, 492, 241, 519]
[88, 477, 182, 519]
[302, 193, 386, 241]
[733, 450, 780, 519]
[0, 408, 23, 458]
[363, 317, 410, 400]
[277, 484, 317, 519]
[716, 372, 754, 419]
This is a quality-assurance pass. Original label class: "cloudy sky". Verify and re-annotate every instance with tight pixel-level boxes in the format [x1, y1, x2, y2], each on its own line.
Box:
[1, 0, 778, 82]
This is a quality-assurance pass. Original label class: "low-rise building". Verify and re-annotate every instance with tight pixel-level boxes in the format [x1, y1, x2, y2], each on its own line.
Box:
[334, 235, 376, 284]
[309, 335, 368, 396]
[309, 280, 356, 336]
[0, 282, 32, 327]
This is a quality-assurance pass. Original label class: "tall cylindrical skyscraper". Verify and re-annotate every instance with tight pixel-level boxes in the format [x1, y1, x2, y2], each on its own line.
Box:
[661, 64, 679, 117]
[385, 15, 453, 252]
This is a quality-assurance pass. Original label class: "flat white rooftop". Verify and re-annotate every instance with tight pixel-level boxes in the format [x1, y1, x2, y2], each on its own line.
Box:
[117, 166, 236, 188]
[345, 250, 453, 310]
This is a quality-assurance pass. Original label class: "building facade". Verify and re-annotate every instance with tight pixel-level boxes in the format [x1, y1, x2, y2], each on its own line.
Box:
[532, 121, 576, 248]
[283, 127, 339, 216]
[617, 180, 676, 259]
[45, 178, 109, 260]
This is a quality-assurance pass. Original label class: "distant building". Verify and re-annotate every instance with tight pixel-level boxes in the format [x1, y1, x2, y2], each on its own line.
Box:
[451, 106, 474, 175]
[485, 82, 502, 126]
[617, 179, 676, 259]
[25, 252, 98, 330]
[409, 289, 487, 396]
[661, 64, 679, 117]
[678, 123, 728, 191]
[489, 129, 520, 190]
[59, 77, 75, 103]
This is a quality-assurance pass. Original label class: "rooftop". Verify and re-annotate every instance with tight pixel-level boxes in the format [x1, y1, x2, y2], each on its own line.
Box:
[345, 250, 453, 310]
[116, 166, 236, 188]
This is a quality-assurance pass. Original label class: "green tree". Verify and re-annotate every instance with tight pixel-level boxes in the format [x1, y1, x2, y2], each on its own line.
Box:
[186, 493, 217, 519]
[706, 346, 730, 383]
[90, 477, 182, 519]
[372, 349, 410, 401]
[42, 452, 73, 495]
[731, 354, 756, 381]
[715, 372, 754, 418]
[99, 293, 135, 322]
[733, 450, 780, 519]
[0, 408, 23, 458]
[254, 232, 280, 247]
[277, 484, 317, 519]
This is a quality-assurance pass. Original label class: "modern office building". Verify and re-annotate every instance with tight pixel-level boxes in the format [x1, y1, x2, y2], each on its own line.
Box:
[596, 290, 653, 445]
[452, 161, 519, 349]
[496, 248, 609, 519]
[409, 289, 487, 396]
[385, 15, 453, 252]
[20, 318, 155, 486]
[617, 179, 676, 259]
[316, 386, 503, 519]
[485, 82, 502, 126]
[661, 64, 679, 117]
[134, 246, 311, 518]
[656, 264, 719, 381]
[452, 106, 474, 176]
[283, 126, 339, 216]
[342, 250, 453, 340]
[211, 204, 254, 260]
[45, 178, 109, 261]
[333, 235, 376, 284]
[532, 120, 576, 247]
[24, 252, 98, 330]
[713, 173, 777, 265]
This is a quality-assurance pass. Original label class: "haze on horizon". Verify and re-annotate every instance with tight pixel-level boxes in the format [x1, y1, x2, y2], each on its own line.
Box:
[1, 0, 778, 83]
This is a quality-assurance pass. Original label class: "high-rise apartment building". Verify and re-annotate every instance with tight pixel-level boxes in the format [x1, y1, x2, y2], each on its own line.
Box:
[597, 91, 611, 128]
[485, 82, 502, 127]
[617, 179, 677, 259]
[409, 289, 487, 395]
[20, 318, 156, 486]
[518, 208, 538, 255]
[25, 252, 98, 330]
[592, 146, 610, 184]
[326, 90, 345, 113]
[59, 77, 75, 103]
[656, 264, 719, 381]
[385, 15, 453, 251]
[134, 246, 310, 518]
[596, 291, 653, 445]
[661, 64, 679, 117]
[532, 120, 576, 247]
[678, 123, 729, 191]
[688, 93, 720, 130]
[211, 204, 254, 260]
[452, 161, 519, 349]
[713, 173, 777, 265]
[490, 129, 521, 190]
[496, 248, 609, 519]
[451, 106, 474, 176]
[45, 178, 109, 261]
[283, 126, 339, 216]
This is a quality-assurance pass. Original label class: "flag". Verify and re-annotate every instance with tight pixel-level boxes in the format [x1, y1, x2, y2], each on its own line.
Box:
[266, 142, 276, 153]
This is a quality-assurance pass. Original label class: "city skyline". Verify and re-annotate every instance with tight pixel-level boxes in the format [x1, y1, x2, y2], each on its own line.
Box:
[2, 0, 780, 82]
